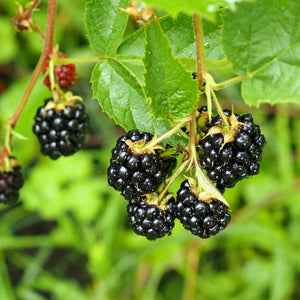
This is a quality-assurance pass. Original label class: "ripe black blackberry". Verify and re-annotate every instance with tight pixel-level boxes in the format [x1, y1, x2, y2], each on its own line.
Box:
[127, 193, 176, 240]
[0, 161, 24, 205]
[33, 98, 89, 159]
[107, 130, 176, 199]
[176, 179, 231, 238]
[199, 109, 266, 189]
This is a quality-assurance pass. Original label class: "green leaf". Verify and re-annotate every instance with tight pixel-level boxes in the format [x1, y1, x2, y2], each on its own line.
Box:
[223, 0, 300, 105]
[85, 0, 130, 55]
[144, 21, 199, 120]
[159, 13, 196, 58]
[117, 13, 228, 70]
[91, 58, 186, 145]
[141, 0, 243, 21]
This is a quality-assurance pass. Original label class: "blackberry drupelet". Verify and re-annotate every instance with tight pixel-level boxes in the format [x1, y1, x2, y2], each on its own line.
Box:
[176, 180, 231, 238]
[0, 164, 24, 205]
[199, 110, 266, 190]
[43, 53, 76, 90]
[127, 193, 176, 240]
[107, 130, 176, 199]
[33, 98, 89, 159]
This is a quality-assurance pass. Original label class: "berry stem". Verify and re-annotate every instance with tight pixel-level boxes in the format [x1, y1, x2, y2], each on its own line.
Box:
[188, 110, 197, 166]
[213, 75, 248, 90]
[194, 14, 207, 92]
[24, 0, 41, 19]
[204, 73, 230, 130]
[158, 159, 189, 202]
[211, 88, 230, 131]
[142, 117, 191, 150]
[0, 147, 9, 165]
[187, 109, 230, 207]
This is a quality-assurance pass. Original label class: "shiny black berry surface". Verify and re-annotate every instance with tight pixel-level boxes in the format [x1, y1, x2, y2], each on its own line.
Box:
[199, 110, 266, 189]
[0, 166, 24, 205]
[107, 130, 176, 199]
[127, 195, 175, 240]
[33, 98, 89, 159]
[176, 180, 231, 238]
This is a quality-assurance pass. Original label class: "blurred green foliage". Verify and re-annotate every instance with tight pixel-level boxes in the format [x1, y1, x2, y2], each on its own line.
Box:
[0, 1, 300, 300]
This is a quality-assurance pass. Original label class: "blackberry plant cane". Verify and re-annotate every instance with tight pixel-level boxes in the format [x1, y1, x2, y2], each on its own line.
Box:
[0, 0, 57, 203]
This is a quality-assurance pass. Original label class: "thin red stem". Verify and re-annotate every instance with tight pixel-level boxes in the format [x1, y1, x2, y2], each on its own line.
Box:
[0, 0, 56, 164]
[24, 0, 41, 19]
[10, 0, 56, 129]
[0, 147, 9, 164]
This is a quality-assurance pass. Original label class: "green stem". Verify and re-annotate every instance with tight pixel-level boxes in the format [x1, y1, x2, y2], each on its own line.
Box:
[55, 56, 105, 65]
[211, 89, 230, 131]
[158, 160, 189, 202]
[205, 82, 212, 123]
[213, 75, 248, 90]
[142, 117, 191, 150]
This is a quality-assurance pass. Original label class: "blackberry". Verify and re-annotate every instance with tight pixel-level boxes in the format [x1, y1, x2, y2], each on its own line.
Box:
[43, 53, 76, 90]
[107, 130, 176, 199]
[199, 110, 266, 189]
[127, 193, 175, 240]
[0, 163, 24, 205]
[33, 98, 88, 159]
[176, 180, 231, 238]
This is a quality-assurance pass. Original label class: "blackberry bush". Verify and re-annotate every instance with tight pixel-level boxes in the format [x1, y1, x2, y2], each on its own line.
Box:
[127, 193, 176, 240]
[107, 130, 176, 199]
[0, 158, 24, 205]
[176, 179, 231, 238]
[199, 108, 266, 190]
[33, 97, 89, 159]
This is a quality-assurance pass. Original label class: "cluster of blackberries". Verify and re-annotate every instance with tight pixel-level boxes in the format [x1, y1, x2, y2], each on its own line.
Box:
[33, 98, 89, 160]
[176, 180, 230, 238]
[0, 164, 23, 205]
[107, 130, 178, 240]
[107, 130, 176, 200]
[107, 130, 233, 240]
[199, 108, 266, 190]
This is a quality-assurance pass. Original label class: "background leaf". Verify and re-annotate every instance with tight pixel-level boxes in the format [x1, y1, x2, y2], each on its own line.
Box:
[85, 0, 130, 55]
[223, 0, 300, 106]
[144, 21, 199, 120]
